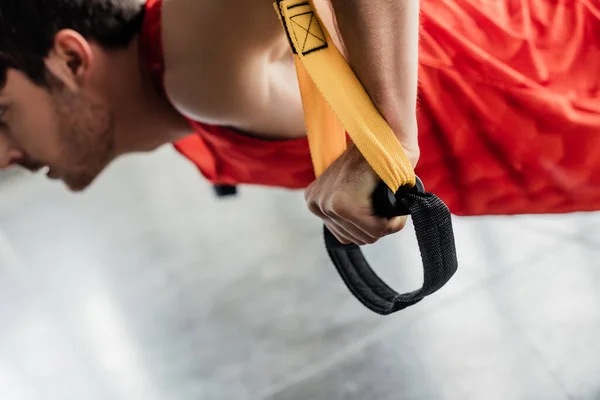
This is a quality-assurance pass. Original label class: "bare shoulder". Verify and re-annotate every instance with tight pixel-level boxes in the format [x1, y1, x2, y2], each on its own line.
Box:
[157, 0, 285, 123]
[158, 0, 341, 138]
[161, 0, 286, 52]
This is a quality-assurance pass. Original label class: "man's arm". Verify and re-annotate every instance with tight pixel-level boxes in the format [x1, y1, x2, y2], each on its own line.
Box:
[305, 0, 421, 245]
[330, 0, 421, 165]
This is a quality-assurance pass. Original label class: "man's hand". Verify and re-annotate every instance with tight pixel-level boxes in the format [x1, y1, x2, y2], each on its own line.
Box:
[303, 0, 421, 245]
[305, 144, 408, 245]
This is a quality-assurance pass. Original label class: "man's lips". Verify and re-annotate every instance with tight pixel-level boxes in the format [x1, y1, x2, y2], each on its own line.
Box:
[46, 167, 60, 180]
[14, 158, 60, 179]
[15, 159, 45, 172]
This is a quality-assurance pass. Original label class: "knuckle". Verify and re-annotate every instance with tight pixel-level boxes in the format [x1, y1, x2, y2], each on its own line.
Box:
[304, 185, 314, 202]
[338, 235, 352, 245]
[394, 217, 409, 231]
[397, 219, 408, 231]
[322, 205, 336, 218]
[307, 200, 321, 215]
[365, 236, 378, 245]
[328, 196, 350, 217]
[374, 223, 390, 238]
[304, 183, 320, 204]
[381, 227, 394, 236]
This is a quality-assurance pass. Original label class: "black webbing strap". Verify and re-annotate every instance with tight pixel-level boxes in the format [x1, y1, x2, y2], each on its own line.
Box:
[324, 180, 458, 315]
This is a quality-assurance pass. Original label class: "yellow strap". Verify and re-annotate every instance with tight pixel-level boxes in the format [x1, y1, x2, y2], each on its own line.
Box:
[293, 56, 347, 177]
[274, 0, 415, 191]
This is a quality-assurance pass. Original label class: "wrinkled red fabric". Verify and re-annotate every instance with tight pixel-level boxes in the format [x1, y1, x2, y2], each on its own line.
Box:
[141, 0, 600, 216]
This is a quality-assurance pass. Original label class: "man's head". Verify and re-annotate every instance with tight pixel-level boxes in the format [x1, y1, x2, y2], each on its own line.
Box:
[0, 0, 145, 191]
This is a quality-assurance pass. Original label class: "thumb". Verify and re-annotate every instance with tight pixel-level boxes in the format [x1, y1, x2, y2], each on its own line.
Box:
[385, 215, 408, 235]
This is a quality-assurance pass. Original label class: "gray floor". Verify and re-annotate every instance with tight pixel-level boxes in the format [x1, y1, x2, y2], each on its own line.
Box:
[0, 146, 598, 400]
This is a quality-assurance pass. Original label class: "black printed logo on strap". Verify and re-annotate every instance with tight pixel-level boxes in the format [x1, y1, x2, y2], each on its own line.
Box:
[276, 1, 328, 55]
[289, 9, 328, 55]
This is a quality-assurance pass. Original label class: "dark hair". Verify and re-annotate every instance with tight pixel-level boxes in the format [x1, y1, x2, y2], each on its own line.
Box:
[0, 0, 145, 87]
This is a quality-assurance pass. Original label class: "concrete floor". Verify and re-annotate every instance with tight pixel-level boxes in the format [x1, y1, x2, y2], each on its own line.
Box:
[0, 146, 598, 400]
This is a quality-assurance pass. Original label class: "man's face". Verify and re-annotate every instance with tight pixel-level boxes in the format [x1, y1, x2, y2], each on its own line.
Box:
[0, 67, 116, 192]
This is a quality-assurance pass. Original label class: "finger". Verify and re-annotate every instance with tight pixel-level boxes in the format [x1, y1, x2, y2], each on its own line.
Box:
[333, 212, 407, 241]
[343, 212, 392, 239]
[326, 207, 374, 245]
[325, 222, 355, 245]
[331, 216, 379, 244]
[329, 203, 389, 239]
[332, 220, 371, 245]
[306, 203, 360, 244]
[310, 199, 382, 245]
[304, 183, 315, 203]
[318, 212, 368, 245]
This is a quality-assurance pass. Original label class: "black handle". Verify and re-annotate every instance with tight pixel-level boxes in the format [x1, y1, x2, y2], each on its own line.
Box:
[324, 177, 458, 315]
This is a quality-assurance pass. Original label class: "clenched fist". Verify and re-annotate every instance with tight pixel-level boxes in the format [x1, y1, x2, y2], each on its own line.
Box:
[305, 144, 408, 245]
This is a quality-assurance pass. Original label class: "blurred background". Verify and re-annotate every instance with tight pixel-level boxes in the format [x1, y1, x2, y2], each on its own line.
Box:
[0, 145, 598, 400]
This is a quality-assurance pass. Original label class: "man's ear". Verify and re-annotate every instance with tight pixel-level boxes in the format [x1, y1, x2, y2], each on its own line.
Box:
[44, 29, 94, 90]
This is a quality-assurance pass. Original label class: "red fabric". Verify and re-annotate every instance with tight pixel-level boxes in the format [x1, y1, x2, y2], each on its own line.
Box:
[140, 0, 600, 216]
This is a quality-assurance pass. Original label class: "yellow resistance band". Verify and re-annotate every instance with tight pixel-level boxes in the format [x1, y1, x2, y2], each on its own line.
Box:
[274, 0, 415, 191]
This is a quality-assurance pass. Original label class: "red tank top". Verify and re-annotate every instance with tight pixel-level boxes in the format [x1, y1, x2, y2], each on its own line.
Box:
[140, 0, 600, 216]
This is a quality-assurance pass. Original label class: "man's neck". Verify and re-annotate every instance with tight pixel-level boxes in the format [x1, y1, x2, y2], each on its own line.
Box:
[102, 37, 191, 155]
